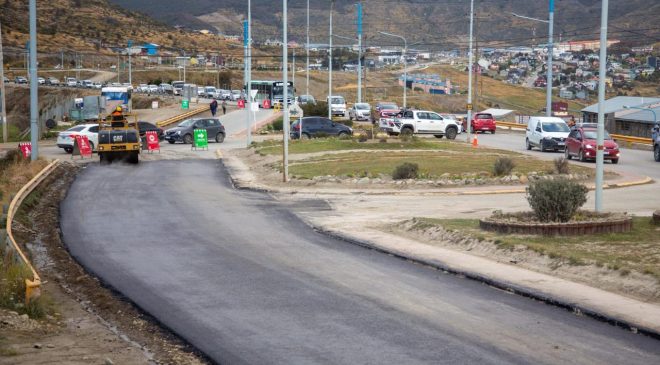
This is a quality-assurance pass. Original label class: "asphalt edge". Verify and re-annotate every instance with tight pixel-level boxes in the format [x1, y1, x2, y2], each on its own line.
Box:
[309, 225, 660, 341]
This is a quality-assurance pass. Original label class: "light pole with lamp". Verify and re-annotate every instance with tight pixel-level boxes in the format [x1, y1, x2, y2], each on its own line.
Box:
[594, 0, 609, 212]
[328, 0, 335, 119]
[378, 31, 407, 109]
[512, 0, 555, 117]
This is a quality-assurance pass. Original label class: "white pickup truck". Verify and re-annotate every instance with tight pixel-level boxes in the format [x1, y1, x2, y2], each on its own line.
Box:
[380, 109, 460, 139]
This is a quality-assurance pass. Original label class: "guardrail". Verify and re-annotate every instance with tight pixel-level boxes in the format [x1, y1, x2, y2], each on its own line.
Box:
[496, 121, 527, 130]
[156, 106, 208, 128]
[4, 159, 61, 304]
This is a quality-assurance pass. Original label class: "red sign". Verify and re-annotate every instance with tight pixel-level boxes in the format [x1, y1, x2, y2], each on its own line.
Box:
[237, 99, 245, 109]
[18, 142, 32, 158]
[74, 135, 93, 157]
[146, 131, 160, 151]
[263, 99, 271, 109]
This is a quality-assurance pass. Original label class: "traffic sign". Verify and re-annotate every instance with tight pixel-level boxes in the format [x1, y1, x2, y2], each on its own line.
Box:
[18, 142, 32, 158]
[466, 103, 473, 111]
[146, 131, 160, 152]
[182, 99, 190, 109]
[237, 99, 245, 109]
[250, 89, 258, 99]
[263, 99, 271, 109]
[251, 102, 259, 112]
[72, 135, 92, 158]
[193, 129, 208, 149]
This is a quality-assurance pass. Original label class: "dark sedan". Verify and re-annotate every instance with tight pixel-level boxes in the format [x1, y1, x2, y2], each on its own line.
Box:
[138, 121, 164, 142]
[290, 117, 353, 140]
[164, 118, 226, 144]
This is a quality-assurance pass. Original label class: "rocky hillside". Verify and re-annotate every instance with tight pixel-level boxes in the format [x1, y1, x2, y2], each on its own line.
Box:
[107, 0, 660, 49]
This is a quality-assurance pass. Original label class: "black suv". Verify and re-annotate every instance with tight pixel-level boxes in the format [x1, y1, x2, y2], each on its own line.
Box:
[164, 118, 226, 144]
[138, 121, 164, 141]
[290, 117, 353, 139]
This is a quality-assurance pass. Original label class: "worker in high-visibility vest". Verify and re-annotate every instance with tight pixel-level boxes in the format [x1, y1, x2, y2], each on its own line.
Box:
[111, 106, 124, 121]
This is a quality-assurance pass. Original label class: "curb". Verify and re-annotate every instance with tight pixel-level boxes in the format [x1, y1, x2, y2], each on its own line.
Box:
[311, 225, 660, 340]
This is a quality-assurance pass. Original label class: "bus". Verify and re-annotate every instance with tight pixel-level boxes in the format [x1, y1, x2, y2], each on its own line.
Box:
[101, 86, 132, 114]
[250, 80, 294, 108]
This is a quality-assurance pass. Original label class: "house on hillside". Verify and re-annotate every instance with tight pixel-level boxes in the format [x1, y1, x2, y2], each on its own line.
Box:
[581, 96, 660, 137]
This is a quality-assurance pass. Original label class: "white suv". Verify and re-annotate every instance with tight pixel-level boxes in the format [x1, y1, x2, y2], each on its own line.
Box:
[390, 109, 460, 139]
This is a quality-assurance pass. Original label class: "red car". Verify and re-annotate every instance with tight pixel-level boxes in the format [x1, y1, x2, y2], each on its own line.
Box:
[464, 113, 496, 134]
[565, 126, 620, 164]
[372, 102, 399, 124]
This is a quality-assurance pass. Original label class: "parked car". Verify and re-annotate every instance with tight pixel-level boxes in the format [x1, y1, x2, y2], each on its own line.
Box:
[372, 102, 399, 124]
[231, 90, 243, 101]
[159, 83, 173, 94]
[653, 124, 660, 162]
[148, 84, 159, 94]
[290, 117, 352, 139]
[37, 77, 46, 85]
[204, 86, 217, 98]
[327, 95, 347, 116]
[46, 77, 60, 86]
[137, 84, 149, 93]
[164, 118, 226, 144]
[137, 121, 164, 142]
[525, 116, 570, 152]
[82, 80, 94, 88]
[92, 82, 103, 89]
[218, 89, 232, 100]
[14, 76, 28, 84]
[565, 125, 620, 164]
[66, 77, 77, 87]
[387, 109, 460, 139]
[464, 113, 496, 134]
[297, 95, 316, 105]
[348, 103, 372, 121]
[56, 124, 99, 153]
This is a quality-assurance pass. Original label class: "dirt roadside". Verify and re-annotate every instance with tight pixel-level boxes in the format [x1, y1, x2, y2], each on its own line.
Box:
[1, 163, 208, 365]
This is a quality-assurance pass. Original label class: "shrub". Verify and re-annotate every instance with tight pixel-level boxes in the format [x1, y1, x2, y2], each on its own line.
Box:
[399, 134, 418, 143]
[301, 101, 329, 117]
[554, 156, 570, 174]
[392, 162, 419, 180]
[340, 120, 354, 128]
[357, 134, 368, 142]
[379, 137, 387, 143]
[526, 179, 588, 222]
[270, 117, 284, 131]
[338, 133, 352, 140]
[493, 157, 515, 176]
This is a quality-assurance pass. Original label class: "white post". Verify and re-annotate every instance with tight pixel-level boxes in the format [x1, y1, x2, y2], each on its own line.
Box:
[466, 0, 475, 143]
[283, 0, 289, 182]
[248, 0, 253, 145]
[328, 0, 334, 119]
[595, 0, 609, 212]
[29, 0, 39, 160]
[357, 2, 363, 104]
[306, 0, 310, 98]
[546, 0, 554, 117]
[0, 20, 8, 143]
[403, 40, 407, 109]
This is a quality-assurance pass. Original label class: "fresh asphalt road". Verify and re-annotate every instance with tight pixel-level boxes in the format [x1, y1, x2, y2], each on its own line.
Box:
[60, 160, 660, 364]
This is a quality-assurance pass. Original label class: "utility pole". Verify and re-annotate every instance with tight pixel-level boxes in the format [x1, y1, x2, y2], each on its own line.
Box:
[128, 40, 132, 86]
[29, 0, 38, 160]
[248, 0, 252, 146]
[328, 0, 334, 119]
[357, 2, 363, 104]
[244, 19, 249, 146]
[466, 0, 474, 144]
[595, 0, 609, 212]
[292, 47, 296, 90]
[0, 20, 7, 143]
[546, 0, 555, 117]
[306, 0, 310, 98]
[283, 0, 289, 182]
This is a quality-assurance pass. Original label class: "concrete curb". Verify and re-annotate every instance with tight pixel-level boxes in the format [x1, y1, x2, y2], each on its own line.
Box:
[310, 225, 660, 340]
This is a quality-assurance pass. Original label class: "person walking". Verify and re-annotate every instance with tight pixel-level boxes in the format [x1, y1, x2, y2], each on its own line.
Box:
[210, 98, 218, 117]
[221, 100, 227, 115]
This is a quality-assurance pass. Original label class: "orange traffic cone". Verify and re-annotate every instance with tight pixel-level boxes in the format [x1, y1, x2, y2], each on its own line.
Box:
[472, 133, 478, 148]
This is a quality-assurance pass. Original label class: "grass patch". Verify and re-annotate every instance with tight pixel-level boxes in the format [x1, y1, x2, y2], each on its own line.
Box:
[412, 217, 660, 280]
[288, 151, 593, 180]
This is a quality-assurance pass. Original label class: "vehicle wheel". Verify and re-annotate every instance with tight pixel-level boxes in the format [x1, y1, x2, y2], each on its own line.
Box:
[445, 127, 458, 140]
[491, 129, 496, 134]
[167, 140, 175, 144]
[302, 133, 311, 140]
[525, 138, 532, 150]
[89, 142, 94, 152]
[400, 127, 413, 136]
[655, 145, 660, 162]
[338, 131, 349, 138]
[183, 134, 193, 144]
[128, 152, 139, 164]
[579, 149, 587, 162]
[611, 159, 619, 164]
[215, 133, 225, 143]
[434, 135, 444, 139]
[349, 115, 353, 121]
[540, 141, 546, 152]
[64, 147, 73, 153]
[565, 147, 572, 160]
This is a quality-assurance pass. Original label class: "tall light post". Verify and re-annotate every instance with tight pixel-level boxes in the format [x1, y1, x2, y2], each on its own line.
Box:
[328, 0, 335, 119]
[248, 0, 253, 146]
[29, 0, 38, 160]
[466, 0, 475, 144]
[283, 0, 290, 182]
[357, 2, 363, 104]
[379, 31, 407, 109]
[127, 40, 133, 86]
[595, 0, 609, 212]
[0, 20, 8, 143]
[306, 0, 310, 98]
[244, 19, 250, 146]
[512, 0, 554, 117]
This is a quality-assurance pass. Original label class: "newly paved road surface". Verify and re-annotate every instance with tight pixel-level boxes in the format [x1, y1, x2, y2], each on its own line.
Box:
[60, 160, 660, 364]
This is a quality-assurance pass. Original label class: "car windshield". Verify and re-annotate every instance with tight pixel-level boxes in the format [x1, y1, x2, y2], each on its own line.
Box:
[67, 126, 85, 132]
[355, 103, 370, 110]
[331, 97, 345, 104]
[583, 130, 611, 140]
[381, 104, 398, 110]
[542, 122, 569, 132]
[178, 119, 194, 127]
[476, 114, 493, 119]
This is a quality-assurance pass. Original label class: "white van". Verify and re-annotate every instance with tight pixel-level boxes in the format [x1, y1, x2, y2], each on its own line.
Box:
[327, 95, 347, 117]
[525, 116, 571, 152]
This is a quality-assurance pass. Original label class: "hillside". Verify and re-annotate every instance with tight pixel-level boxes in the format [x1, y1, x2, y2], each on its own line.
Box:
[107, 0, 660, 49]
[0, 0, 238, 53]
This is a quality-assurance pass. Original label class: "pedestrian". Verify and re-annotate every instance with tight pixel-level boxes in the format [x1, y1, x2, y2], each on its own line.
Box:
[210, 98, 218, 117]
[221, 100, 227, 115]
[568, 116, 576, 128]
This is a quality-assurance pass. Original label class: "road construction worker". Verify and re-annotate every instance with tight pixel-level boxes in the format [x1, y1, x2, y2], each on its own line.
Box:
[111, 106, 124, 121]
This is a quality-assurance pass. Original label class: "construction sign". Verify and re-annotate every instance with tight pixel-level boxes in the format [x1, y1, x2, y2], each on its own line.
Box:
[72, 134, 93, 158]
[263, 99, 271, 109]
[18, 142, 32, 158]
[145, 131, 160, 152]
[193, 128, 208, 150]
[182, 99, 190, 109]
[237, 99, 245, 109]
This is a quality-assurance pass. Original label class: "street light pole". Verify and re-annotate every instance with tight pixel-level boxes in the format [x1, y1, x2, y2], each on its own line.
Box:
[0, 20, 8, 143]
[248, 0, 253, 146]
[328, 0, 334, 119]
[595, 0, 609, 212]
[357, 2, 363, 104]
[306, 0, 310, 98]
[283, 0, 289, 182]
[29, 0, 38, 160]
[244, 19, 250, 146]
[128, 40, 133, 86]
[467, 0, 474, 144]
[378, 31, 407, 109]
[546, 0, 555, 117]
